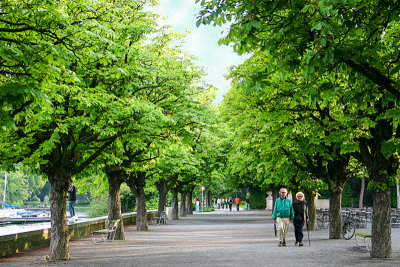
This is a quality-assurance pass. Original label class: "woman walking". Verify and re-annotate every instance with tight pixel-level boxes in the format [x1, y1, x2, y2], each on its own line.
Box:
[293, 192, 308, 246]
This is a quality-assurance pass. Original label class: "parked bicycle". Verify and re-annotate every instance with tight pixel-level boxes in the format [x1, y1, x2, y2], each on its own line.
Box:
[342, 210, 356, 240]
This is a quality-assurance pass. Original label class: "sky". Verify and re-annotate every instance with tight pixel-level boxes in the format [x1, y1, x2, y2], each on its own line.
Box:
[152, 0, 249, 104]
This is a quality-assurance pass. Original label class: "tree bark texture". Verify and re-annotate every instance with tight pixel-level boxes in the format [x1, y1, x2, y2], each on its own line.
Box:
[127, 172, 148, 231]
[171, 191, 179, 220]
[156, 179, 168, 216]
[329, 187, 343, 239]
[180, 191, 187, 217]
[49, 179, 70, 261]
[359, 177, 365, 209]
[305, 191, 317, 231]
[371, 189, 392, 258]
[106, 167, 125, 240]
[207, 190, 212, 208]
[186, 188, 193, 215]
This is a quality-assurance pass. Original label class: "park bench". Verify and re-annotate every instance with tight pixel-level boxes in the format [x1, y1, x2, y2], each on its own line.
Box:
[91, 219, 120, 244]
[354, 232, 371, 251]
[151, 211, 167, 225]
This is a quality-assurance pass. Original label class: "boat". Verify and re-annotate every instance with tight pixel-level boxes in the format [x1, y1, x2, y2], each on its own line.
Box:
[0, 208, 51, 224]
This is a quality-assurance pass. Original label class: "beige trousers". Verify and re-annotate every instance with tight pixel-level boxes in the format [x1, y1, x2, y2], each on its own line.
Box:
[276, 217, 290, 242]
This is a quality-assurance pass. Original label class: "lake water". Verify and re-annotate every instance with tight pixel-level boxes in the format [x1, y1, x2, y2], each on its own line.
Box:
[0, 209, 88, 236]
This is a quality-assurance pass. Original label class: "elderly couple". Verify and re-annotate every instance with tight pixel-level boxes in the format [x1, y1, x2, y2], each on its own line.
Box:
[272, 188, 308, 247]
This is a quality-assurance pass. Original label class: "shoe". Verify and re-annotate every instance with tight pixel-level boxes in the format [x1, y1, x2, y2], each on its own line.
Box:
[295, 242, 298, 246]
[278, 242, 282, 247]
[282, 240, 286, 246]
[299, 242, 304, 246]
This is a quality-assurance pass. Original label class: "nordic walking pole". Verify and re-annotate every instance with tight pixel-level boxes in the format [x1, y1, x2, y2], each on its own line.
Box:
[306, 221, 310, 245]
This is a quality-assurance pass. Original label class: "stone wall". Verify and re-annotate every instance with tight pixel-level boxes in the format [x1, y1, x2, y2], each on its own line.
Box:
[0, 210, 158, 258]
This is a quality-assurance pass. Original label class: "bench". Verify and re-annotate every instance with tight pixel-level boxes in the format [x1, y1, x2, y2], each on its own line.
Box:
[91, 219, 120, 244]
[354, 232, 371, 251]
[151, 211, 167, 225]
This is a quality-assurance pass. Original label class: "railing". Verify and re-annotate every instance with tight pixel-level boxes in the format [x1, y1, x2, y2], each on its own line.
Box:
[317, 208, 375, 229]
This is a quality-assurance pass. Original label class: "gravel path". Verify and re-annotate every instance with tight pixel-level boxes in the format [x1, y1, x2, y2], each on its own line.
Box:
[1, 209, 400, 266]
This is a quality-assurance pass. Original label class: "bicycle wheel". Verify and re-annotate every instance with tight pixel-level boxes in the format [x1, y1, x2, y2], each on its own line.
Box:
[343, 222, 355, 240]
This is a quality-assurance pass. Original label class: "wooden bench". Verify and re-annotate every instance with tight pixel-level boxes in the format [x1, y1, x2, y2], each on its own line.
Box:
[91, 219, 120, 244]
[354, 232, 371, 251]
[151, 211, 167, 225]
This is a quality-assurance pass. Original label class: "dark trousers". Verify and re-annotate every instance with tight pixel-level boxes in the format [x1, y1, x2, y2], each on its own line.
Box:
[294, 220, 304, 242]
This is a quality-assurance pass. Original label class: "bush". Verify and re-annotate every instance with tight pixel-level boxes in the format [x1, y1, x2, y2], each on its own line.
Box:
[249, 186, 267, 210]
[201, 207, 214, 212]
[120, 184, 135, 213]
[87, 195, 108, 218]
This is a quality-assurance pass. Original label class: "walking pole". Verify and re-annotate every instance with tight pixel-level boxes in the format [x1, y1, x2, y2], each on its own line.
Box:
[306, 221, 311, 245]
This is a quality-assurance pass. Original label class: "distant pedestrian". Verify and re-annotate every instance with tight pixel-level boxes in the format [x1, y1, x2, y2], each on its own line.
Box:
[228, 197, 233, 211]
[293, 192, 308, 246]
[221, 197, 225, 209]
[217, 198, 221, 209]
[68, 178, 77, 218]
[234, 197, 241, 211]
[272, 188, 294, 247]
[225, 197, 229, 209]
[245, 197, 250, 211]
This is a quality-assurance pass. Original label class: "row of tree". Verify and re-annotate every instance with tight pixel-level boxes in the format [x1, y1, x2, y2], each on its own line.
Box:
[196, 0, 400, 259]
[0, 0, 222, 261]
[3, 0, 399, 261]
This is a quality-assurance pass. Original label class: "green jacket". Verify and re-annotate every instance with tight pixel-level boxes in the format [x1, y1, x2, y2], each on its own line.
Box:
[272, 197, 295, 220]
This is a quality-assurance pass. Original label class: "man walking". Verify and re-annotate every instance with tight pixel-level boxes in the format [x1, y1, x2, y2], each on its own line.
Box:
[68, 178, 77, 219]
[234, 197, 241, 211]
[272, 188, 294, 246]
[245, 197, 250, 211]
[228, 197, 233, 211]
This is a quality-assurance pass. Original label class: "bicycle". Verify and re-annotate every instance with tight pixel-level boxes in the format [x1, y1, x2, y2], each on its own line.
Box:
[342, 210, 356, 240]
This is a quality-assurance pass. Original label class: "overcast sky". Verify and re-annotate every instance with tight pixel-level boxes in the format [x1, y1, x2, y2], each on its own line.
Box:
[152, 0, 249, 103]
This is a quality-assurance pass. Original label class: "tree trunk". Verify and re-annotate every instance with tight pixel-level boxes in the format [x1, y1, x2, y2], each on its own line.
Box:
[359, 176, 365, 209]
[186, 189, 193, 215]
[305, 191, 317, 231]
[106, 168, 125, 240]
[134, 188, 148, 231]
[127, 172, 148, 231]
[397, 175, 400, 209]
[156, 179, 168, 216]
[49, 178, 70, 261]
[329, 188, 343, 239]
[272, 188, 277, 209]
[207, 190, 212, 208]
[171, 191, 179, 220]
[180, 191, 187, 217]
[371, 189, 392, 258]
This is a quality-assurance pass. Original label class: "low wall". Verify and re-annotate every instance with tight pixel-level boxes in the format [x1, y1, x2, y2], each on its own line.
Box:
[0, 210, 158, 258]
